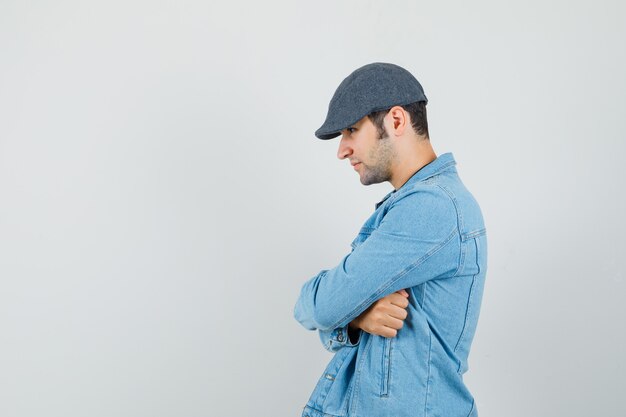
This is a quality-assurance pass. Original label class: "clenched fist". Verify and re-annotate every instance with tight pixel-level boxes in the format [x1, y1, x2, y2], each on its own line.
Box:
[349, 289, 409, 338]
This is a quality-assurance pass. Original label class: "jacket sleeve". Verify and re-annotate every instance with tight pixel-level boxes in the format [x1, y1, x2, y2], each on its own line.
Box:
[293, 187, 459, 332]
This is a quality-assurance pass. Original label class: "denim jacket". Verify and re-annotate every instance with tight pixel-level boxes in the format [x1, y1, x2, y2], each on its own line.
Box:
[294, 153, 487, 417]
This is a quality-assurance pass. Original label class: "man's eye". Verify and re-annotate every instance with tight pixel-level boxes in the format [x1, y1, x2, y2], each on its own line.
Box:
[347, 127, 356, 133]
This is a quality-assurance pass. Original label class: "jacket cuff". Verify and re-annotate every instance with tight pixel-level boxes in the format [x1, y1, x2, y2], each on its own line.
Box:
[319, 325, 360, 352]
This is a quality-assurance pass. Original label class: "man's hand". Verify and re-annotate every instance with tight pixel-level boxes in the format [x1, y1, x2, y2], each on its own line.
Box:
[349, 289, 409, 338]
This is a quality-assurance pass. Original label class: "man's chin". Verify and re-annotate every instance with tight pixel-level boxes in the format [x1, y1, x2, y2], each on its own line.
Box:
[360, 176, 385, 186]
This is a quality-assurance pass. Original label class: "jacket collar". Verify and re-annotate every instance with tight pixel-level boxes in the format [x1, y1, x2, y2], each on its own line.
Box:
[375, 153, 456, 209]
[400, 152, 456, 189]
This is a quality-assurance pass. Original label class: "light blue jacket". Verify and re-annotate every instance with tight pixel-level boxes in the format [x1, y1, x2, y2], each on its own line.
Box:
[294, 153, 487, 417]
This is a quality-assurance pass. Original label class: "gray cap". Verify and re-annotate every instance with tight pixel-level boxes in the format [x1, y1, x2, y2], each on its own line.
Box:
[315, 62, 428, 140]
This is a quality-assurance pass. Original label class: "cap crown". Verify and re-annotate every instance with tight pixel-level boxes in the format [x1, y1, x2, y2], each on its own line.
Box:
[315, 63, 428, 140]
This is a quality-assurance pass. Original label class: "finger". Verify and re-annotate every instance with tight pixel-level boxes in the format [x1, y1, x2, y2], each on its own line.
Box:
[397, 289, 409, 297]
[387, 306, 408, 321]
[382, 316, 405, 330]
[389, 293, 410, 308]
[379, 327, 398, 338]
[360, 320, 394, 338]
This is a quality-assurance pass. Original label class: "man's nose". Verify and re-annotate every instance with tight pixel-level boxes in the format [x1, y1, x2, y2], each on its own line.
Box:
[337, 135, 352, 160]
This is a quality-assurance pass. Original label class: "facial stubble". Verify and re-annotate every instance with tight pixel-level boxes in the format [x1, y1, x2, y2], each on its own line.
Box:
[359, 129, 396, 186]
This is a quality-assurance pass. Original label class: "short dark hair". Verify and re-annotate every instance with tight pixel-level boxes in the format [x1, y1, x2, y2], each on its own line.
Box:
[367, 101, 429, 139]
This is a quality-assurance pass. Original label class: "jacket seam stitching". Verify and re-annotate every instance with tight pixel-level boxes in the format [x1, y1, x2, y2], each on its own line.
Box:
[461, 228, 486, 241]
[454, 237, 481, 363]
[435, 184, 465, 278]
[454, 274, 477, 356]
[424, 329, 433, 417]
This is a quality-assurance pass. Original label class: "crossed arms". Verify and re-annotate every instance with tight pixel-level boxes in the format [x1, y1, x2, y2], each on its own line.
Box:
[293, 188, 459, 350]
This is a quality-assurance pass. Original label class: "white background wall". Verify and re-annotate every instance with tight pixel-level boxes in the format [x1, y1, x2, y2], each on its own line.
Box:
[1, 1, 624, 416]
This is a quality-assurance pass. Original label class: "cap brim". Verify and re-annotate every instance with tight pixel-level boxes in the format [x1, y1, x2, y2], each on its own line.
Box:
[314, 130, 341, 140]
[315, 114, 365, 140]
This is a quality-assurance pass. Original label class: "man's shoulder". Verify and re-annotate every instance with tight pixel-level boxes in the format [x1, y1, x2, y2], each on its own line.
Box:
[392, 168, 479, 212]
[379, 183, 458, 238]
[384, 173, 485, 239]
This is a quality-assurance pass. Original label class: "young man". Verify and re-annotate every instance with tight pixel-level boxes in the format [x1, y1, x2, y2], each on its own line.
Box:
[294, 63, 487, 417]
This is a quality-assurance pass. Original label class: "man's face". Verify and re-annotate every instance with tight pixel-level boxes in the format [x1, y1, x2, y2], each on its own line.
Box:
[337, 115, 396, 185]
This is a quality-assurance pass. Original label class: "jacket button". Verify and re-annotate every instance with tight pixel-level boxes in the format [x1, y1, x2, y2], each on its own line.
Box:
[337, 333, 344, 342]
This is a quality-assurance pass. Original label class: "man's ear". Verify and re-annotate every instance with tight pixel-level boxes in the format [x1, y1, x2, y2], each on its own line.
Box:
[386, 106, 408, 137]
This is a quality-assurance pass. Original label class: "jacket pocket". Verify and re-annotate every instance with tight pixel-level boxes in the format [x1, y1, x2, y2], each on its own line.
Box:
[380, 337, 392, 397]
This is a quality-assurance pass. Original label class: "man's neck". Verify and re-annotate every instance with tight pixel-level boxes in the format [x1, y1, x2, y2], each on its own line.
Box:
[390, 145, 437, 190]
